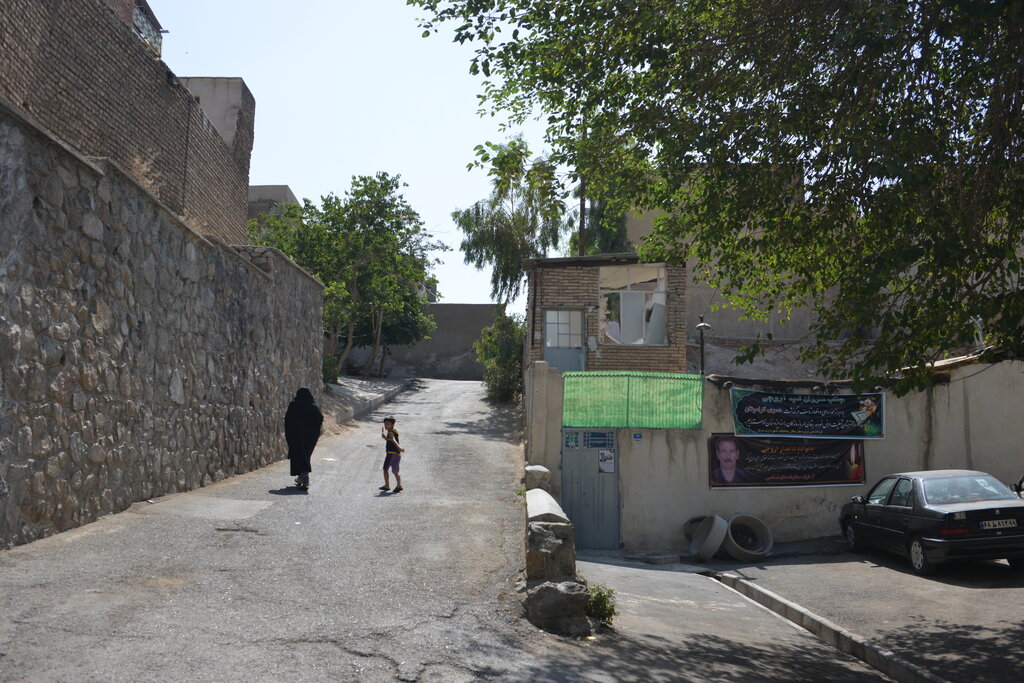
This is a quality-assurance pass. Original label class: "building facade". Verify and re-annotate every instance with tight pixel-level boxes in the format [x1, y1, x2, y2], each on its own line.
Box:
[524, 254, 687, 373]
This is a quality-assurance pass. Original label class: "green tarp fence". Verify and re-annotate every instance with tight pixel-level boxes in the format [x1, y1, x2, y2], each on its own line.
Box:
[562, 371, 704, 429]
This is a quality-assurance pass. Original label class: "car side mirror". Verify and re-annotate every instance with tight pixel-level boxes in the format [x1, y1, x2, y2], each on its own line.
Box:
[851, 495, 865, 504]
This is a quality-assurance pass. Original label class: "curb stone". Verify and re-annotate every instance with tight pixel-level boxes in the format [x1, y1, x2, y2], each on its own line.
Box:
[715, 572, 948, 683]
[351, 380, 409, 421]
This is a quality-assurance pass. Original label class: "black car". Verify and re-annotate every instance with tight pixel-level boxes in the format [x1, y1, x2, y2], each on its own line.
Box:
[839, 469, 1024, 574]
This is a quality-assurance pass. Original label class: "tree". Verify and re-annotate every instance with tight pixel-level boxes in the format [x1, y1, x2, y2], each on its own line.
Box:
[566, 199, 632, 256]
[474, 309, 526, 401]
[410, 0, 1024, 393]
[249, 172, 444, 380]
[453, 138, 572, 303]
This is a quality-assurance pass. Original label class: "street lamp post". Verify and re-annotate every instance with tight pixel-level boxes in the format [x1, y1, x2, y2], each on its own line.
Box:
[696, 315, 712, 375]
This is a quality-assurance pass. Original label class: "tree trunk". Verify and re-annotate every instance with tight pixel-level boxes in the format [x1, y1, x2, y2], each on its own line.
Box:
[377, 343, 388, 377]
[336, 320, 355, 376]
[363, 311, 384, 378]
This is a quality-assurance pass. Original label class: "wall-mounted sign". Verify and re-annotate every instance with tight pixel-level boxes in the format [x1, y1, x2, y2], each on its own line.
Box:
[598, 449, 615, 473]
[730, 389, 884, 439]
[708, 433, 866, 488]
[633, 433, 642, 440]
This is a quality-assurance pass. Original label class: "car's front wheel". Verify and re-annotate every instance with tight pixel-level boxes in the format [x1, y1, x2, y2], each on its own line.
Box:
[844, 520, 865, 552]
[908, 538, 936, 575]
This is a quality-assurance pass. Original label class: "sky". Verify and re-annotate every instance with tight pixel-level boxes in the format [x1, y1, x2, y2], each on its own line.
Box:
[146, 0, 547, 313]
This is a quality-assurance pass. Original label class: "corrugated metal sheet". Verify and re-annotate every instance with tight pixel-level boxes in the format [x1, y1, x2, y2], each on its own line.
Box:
[562, 371, 703, 429]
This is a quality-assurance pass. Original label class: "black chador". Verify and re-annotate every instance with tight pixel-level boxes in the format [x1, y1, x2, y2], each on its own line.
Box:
[284, 387, 323, 487]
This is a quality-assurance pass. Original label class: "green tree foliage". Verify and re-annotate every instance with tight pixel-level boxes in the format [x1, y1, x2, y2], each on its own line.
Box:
[566, 199, 632, 256]
[410, 0, 1024, 393]
[453, 138, 571, 303]
[248, 172, 444, 379]
[474, 310, 526, 401]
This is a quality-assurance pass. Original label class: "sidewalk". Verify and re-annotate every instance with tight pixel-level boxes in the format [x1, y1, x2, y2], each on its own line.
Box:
[575, 551, 892, 682]
[318, 376, 410, 434]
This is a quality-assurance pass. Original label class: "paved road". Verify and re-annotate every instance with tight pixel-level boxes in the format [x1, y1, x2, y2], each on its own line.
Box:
[0, 380, 564, 681]
[703, 538, 1024, 682]
[576, 556, 886, 682]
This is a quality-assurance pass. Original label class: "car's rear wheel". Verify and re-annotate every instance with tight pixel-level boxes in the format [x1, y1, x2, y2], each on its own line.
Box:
[844, 520, 865, 552]
[908, 538, 936, 575]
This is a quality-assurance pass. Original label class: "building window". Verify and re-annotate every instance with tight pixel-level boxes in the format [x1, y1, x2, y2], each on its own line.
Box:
[599, 265, 668, 345]
[133, 1, 163, 56]
[544, 309, 583, 348]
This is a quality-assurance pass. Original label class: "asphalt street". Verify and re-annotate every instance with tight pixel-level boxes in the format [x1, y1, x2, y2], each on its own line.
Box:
[705, 538, 1024, 682]
[0, 380, 559, 681]
[1, 379, 893, 682]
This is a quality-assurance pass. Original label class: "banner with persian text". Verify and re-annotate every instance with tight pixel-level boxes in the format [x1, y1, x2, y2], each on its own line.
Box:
[708, 434, 866, 487]
[730, 389, 885, 439]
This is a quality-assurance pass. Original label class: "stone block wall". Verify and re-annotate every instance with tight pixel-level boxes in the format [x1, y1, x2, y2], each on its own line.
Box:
[0, 104, 323, 548]
[526, 261, 687, 372]
[0, 0, 253, 244]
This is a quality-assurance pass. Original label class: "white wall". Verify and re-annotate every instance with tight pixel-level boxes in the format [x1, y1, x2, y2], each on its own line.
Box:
[525, 359, 1024, 551]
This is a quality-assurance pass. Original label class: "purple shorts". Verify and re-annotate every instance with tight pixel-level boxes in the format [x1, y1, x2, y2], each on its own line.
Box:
[383, 452, 401, 473]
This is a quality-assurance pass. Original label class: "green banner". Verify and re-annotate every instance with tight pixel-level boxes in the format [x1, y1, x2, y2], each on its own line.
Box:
[730, 389, 884, 439]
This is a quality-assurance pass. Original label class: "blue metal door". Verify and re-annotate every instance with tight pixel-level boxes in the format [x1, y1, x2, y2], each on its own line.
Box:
[560, 429, 620, 550]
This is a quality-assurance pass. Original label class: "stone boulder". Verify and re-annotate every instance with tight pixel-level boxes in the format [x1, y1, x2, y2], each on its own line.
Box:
[525, 521, 576, 581]
[524, 465, 551, 491]
[520, 578, 592, 637]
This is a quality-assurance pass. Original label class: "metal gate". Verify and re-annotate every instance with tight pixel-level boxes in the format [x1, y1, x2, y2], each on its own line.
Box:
[560, 428, 619, 550]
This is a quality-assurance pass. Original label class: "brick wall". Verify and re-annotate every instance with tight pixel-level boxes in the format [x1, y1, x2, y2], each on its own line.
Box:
[0, 0, 252, 244]
[526, 261, 687, 372]
[102, 0, 134, 24]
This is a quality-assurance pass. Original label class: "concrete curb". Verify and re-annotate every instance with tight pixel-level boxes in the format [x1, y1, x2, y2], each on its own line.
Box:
[324, 380, 410, 426]
[350, 380, 410, 421]
[715, 573, 948, 683]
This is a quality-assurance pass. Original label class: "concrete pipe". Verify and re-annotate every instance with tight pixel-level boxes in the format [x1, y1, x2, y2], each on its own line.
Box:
[722, 514, 774, 562]
[682, 516, 708, 542]
[691, 515, 728, 561]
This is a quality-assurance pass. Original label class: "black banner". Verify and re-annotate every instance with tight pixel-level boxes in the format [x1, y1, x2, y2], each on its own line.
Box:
[730, 389, 884, 439]
[708, 434, 866, 487]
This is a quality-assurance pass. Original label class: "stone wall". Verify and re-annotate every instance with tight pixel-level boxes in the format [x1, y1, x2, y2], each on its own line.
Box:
[0, 103, 324, 548]
[0, 0, 253, 244]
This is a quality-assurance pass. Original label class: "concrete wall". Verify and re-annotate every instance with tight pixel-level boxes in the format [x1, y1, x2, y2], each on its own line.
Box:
[525, 358, 1024, 551]
[0, 103, 323, 548]
[627, 211, 820, 379]
[247, 185, 299, 222]
[525, 362, 565, 497]
[346, 303, 498, 380]
[0, 0, 253, 244]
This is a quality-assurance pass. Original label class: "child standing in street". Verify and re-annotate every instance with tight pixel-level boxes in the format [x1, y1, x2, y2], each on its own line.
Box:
[380, 416, 405, 493]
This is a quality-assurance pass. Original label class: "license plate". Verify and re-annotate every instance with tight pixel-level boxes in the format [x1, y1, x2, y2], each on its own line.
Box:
[980, 518, 1018, 530]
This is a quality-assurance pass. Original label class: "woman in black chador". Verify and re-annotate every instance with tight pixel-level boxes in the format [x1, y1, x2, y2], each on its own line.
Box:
[284, 387, 323, 490]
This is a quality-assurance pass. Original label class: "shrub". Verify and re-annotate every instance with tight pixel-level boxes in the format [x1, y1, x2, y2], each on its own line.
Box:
[322, 354, 340, 384]
[474, 312, 525, 402]
[587, 583, 618, 626]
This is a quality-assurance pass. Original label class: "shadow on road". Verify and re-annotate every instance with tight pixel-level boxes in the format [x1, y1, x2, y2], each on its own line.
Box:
[267, 487, 308, 496]
[875, 616, 1024, 683]
[525, 629, 882, 682]
[433, 401, 523, 444]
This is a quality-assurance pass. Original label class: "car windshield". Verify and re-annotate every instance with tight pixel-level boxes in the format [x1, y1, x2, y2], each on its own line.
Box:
[922, 475, 1017, 505]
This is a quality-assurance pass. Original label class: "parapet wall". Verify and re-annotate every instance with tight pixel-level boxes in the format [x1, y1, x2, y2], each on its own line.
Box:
[0, 0, 253, 243]
[0, 103, 323, 548]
